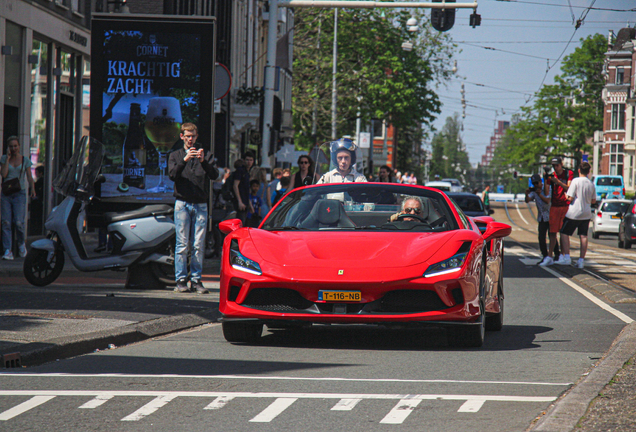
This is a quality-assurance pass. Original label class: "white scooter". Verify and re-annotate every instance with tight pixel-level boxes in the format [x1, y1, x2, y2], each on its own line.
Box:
[23, 137, 177, 288]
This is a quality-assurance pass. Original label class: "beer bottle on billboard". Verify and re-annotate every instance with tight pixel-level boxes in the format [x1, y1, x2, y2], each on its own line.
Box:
[122, 103, 146, 189]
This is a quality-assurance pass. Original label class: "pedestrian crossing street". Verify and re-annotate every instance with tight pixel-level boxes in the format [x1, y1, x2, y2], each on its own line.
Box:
[0, 390, 557, 424]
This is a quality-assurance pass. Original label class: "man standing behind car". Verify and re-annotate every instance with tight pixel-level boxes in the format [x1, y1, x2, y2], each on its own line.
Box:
[525, 174, 560, 265]
[540, 157, 574, 267]
[555, 162, 596, 269]
[168, 123, 219, 294]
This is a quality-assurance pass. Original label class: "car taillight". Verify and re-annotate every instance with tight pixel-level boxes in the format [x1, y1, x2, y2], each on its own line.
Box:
[597, 211, 602, 218]
[633, 204, 636, 214]
[623, 188, 626, 196]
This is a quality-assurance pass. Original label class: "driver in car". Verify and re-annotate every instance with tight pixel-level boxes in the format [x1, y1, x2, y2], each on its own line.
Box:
[389, 196, 441, 223]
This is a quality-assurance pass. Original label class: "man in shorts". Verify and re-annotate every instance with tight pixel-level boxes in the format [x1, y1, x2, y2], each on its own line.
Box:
[540, 157, 574, 267]
[555, 162, 596, 269]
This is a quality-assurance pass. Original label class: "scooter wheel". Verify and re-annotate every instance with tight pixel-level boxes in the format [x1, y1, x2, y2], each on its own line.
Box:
[23, 248, 65, 287]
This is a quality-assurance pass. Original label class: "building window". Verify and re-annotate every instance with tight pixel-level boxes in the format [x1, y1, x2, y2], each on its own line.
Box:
[611, 104, 625, 130]
[616, 67, 625, 84]
[609, 143, 624, 176]
[632, 105, 635, 141]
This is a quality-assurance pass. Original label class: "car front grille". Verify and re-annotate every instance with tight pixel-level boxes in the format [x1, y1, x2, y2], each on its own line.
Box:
[242, 288, 314, 312]
[238, 287, 455, 314]
[379, 290, 449, 313]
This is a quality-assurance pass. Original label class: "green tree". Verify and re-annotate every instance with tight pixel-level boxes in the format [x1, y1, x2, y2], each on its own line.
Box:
[292, 8, 456, 157]
[495, 34, 606, 174]
[428, 114, 471, 184]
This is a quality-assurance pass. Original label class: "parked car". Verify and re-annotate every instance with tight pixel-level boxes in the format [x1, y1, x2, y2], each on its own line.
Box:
[218, 182, 511, 347]
[442, 178, 464, 192]
[592, 175, 625, 201]
[424, 181, 453, 192]
[591, 199, 631, 239]
[618, 199, 636, 249]
[447, 192, 494, 217]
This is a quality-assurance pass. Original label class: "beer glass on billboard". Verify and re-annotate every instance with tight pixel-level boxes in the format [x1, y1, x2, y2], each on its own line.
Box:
[145, 96, 182, 193]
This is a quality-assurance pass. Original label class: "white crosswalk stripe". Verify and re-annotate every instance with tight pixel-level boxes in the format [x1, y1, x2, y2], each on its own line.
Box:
[0, 391, 557, 424]
[380, 397, 422, 424]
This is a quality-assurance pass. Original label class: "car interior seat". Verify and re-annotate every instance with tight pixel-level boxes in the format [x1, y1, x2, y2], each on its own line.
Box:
[299, 199, 356, 229]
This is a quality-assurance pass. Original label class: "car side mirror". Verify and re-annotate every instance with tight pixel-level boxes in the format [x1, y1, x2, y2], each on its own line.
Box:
[480, 220, 512, 241]
[219, 218, 243, 234]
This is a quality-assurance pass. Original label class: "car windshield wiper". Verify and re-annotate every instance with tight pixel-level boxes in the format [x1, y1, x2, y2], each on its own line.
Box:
[266, 226, 308, 231]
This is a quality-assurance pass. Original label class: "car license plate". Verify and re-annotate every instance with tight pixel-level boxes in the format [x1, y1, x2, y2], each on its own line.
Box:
[613, 191, 620, 195]
[318, 290, 361, 302]
[612, 215, 620, 219]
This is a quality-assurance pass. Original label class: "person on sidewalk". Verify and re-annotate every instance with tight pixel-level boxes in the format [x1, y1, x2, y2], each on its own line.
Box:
[525, 174, 560, 265]
[540, 157, 574, 267]
[1, 136, 36, 260]
[481, 185, 491, 212]
[554, 162, 596, 269]
[168, 123, 218, 294]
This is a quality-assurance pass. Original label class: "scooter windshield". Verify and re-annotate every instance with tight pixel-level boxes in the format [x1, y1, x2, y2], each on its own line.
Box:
[53, 136, 105, 198]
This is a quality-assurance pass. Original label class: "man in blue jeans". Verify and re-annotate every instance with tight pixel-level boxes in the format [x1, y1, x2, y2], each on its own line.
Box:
[168, 123, 218, 293]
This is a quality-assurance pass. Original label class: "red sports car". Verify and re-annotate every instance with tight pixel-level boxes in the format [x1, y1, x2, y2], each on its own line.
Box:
[218, 183, 511, 347]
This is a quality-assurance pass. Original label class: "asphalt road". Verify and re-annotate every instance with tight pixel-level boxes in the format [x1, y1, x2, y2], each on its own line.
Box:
[2, 246, 636, 431]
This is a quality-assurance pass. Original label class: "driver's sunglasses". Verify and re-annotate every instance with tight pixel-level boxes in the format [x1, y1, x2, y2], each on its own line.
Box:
[404, 207, 422, 214]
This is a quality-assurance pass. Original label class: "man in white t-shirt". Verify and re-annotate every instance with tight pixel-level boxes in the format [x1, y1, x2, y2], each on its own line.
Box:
[554, 161, 596, 269]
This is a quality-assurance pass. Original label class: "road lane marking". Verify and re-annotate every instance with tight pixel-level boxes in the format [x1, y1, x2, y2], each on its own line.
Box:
[331, 398, 362, 410]
[0, 396, 56, 421]
[249, 397, 297, 422]
[121, 395, 176, 421]
[205, 395, 235, 410]
[79, 394, 113, 409]
[0, 373, 572, 386]
[540, 266, 634, 324]
[458, 398, 486, 412]
[380, 397, 422, 424]
[515, 204, 530, 225]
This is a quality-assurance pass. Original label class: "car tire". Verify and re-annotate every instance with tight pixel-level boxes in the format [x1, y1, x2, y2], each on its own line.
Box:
[625, 239, 633, 250]
[591, 228, 599, 240]
[618, 230, 625, 248]
[449, 300, 486, 348]
[486, 262, 504, 332]
[222, 322, 263, 343]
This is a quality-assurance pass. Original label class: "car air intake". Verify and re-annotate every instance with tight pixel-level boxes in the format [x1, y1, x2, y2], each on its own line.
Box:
[242, 288, 313, 312]
[380, 290, 448, 312]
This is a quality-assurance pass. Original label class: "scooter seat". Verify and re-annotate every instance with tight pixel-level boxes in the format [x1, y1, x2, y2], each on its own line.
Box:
[104, 204, 173, 224]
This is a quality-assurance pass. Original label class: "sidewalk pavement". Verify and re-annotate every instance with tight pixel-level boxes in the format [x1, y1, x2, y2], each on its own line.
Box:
[1, 238, 222, 368]
[1, 206, 636, 431]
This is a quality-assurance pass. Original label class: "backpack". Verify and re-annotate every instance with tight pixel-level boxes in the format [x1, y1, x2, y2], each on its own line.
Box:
[221, 172, 236, 201]
[272, 188, 286, 206]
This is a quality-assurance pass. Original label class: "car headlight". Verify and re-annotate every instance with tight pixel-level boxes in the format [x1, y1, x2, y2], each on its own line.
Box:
[424, 253, 467, 278]
[230, 240, 262, 275]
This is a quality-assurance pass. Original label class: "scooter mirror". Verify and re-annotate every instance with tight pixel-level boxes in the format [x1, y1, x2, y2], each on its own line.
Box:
[219, 218, 243, 234]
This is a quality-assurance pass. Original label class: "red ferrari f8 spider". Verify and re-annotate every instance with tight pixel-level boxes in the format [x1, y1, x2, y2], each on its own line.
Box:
[219, 183, 511, 347]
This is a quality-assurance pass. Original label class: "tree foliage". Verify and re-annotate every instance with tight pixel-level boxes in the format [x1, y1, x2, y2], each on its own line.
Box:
[292, 8, 456, 162]
[429, 114, 471, 184]
[494, 33, 606, 176]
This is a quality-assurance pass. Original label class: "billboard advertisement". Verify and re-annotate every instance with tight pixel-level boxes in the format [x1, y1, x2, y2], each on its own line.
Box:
[90, 14, 215, 202]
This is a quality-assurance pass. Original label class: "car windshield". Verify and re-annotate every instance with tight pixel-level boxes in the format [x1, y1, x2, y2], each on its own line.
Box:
[597, 178, 622, 186]
[603, 201, 630, 213]
[449, 195, 484, 213]
[261, 183, 458, 232]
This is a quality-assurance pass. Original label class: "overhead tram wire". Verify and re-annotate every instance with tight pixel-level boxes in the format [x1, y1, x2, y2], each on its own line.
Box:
[489, 0, 636, 12]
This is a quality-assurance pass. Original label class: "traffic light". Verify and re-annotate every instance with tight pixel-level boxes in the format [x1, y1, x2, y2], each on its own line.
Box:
[469, 12, 481, 28]
[431, 0, 456, 32]
[513, 171, 518, 179]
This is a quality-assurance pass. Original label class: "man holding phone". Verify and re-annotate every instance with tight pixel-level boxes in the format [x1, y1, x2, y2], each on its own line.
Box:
[168, 123, 218, 293]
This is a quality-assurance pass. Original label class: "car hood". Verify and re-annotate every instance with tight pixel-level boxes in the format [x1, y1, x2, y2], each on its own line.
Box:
[249, 229, 464, 269]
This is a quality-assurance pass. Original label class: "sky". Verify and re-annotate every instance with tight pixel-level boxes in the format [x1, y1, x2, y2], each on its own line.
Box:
[429, 0, 636, 165]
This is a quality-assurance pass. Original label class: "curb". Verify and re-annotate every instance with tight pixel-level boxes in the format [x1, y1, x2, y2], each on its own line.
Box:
[1, 308, 221, 368]
[528, 322, 636, 431]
